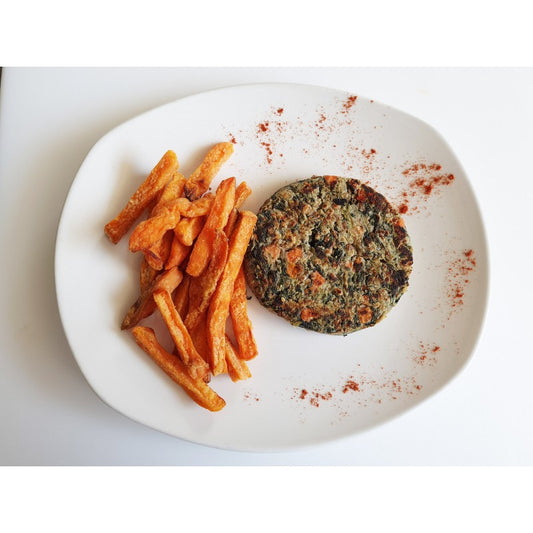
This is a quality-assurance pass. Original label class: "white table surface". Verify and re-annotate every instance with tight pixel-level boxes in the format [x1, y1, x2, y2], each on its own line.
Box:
[1, 67, 532, 466]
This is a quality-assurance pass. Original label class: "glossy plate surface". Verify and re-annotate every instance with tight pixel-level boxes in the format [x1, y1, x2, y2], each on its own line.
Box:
[55, 83, 488, 451]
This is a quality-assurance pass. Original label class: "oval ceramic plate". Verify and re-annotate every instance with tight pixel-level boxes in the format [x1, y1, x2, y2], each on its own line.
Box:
[55, 83, 488, 451]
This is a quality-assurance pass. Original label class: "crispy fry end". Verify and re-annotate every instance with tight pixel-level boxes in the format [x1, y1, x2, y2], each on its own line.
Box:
[230, 266, 258, 360]
[184, 142, 234, 200]
[153, 289, 210, 382]
[131, 326, 225, 412]
[105, 150, 178, 244]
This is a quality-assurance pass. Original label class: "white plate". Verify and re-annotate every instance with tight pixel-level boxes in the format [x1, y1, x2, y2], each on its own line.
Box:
[55, 83, 488, 451]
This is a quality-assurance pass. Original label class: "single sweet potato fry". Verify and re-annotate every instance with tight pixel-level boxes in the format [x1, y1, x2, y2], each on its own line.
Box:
[184, 142, 234, 200]
[189, 310, 210, 364]
[223, 181, 251, 236]
[185, 230, 228, 332]
[121, 266, 183, 330]
[143, 230, 173, 270]
[224, 335, 252, 382]
[223, 209, 238, 237]
[153, 290, 210, 381]
[175, 215, 206, 246]
[139, 256, 158, 293]
[151, 172, 186, 216]
[207, 211, 257, 375]
[165, 235, 191, 270]
[234, 181, 252, 209]
[173, 273, 191, 318]
[131, 326, 225, 412]
[104, 151, 178, 244]
[229, 266, 258, 360]
[186, 177, 236, 277]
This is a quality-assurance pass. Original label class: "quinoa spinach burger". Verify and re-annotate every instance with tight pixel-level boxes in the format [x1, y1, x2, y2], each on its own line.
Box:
[244, 176, 413, 335]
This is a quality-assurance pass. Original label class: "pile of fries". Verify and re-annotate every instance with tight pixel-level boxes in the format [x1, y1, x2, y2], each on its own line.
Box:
[104, 143, 258, 411]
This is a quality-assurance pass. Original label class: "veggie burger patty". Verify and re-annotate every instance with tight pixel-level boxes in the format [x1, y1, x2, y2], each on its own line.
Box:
[244, 176, 413, 335]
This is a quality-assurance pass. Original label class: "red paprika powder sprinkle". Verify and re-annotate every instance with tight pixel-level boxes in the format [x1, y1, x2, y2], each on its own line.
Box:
[446, 249, 477, 316]
[464, 249, 476, 266]
[393, 162, 456, 213]
[260, 141, 273, 164]
[413, 342, 440, 366]
[343, 380, 360, 393]
[342, 95, 358, 113]
[361, 148, 377, 159]
[252, 109, 292, 165]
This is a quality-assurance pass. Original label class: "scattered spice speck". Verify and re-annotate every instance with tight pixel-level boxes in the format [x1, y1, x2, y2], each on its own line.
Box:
[342, 380, 360, 393]
[341, 95, 358, 113]
[224, 96, 389, 173]
[291, 369, 423, 414]
[413, 342, 441, 366]
[446, 249, 477, 316]
[390, 162, 455, 214]
[243, 391, 260, 403]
